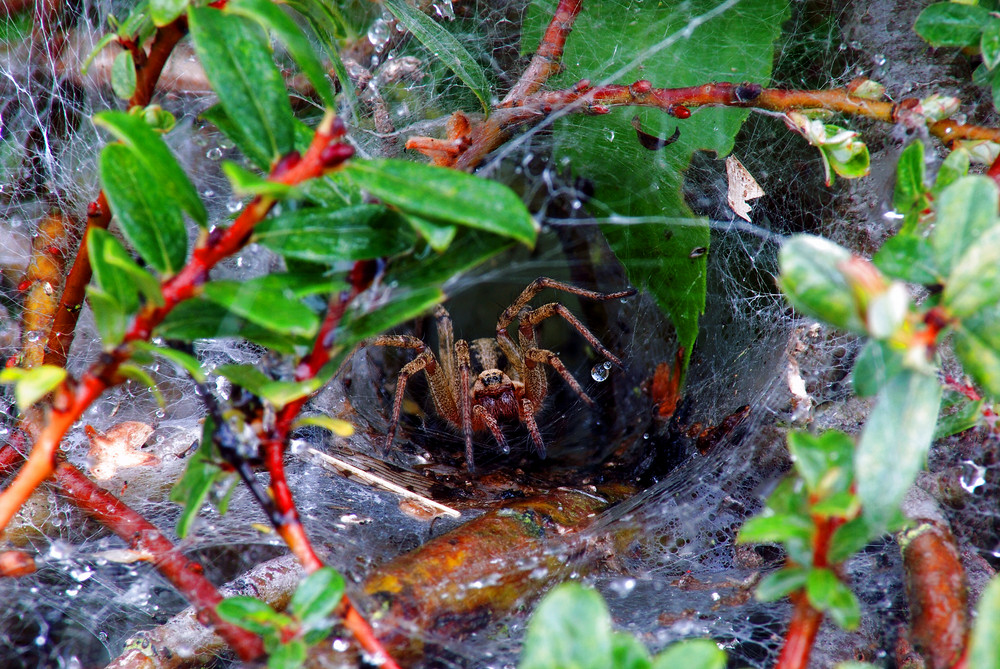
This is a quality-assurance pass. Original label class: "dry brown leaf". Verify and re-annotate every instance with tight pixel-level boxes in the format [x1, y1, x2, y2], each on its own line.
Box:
[86, 422, 159, 481]
[725, 155, 765, 222]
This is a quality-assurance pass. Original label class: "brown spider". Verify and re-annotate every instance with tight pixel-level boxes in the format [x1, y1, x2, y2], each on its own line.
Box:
[368, 278, 636, 471]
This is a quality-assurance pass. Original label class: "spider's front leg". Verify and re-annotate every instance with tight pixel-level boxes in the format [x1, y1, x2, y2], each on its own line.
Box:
[455, 339, 476, 472]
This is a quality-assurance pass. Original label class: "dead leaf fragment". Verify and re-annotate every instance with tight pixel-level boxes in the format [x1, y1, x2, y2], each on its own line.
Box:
[86, 422, 159, 481]
[725, 155, 765, 222]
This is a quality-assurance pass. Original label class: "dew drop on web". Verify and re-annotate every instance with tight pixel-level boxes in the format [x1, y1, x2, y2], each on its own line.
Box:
[591, 361, 612, 382]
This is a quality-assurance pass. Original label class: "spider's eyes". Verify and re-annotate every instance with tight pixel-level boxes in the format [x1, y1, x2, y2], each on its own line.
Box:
[481, 370, 504, 387]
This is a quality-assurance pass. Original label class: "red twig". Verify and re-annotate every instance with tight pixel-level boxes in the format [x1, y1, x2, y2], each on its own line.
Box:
[53, 460, 265, 660]
[500, 0, 582, 105]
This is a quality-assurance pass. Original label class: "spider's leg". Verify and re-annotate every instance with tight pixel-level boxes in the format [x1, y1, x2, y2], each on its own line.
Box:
[455, 338, 476, 472]
[524, 347, 594, 406]
[382, 350, 437, 453]
[520, 398, 546, 458]
[473, 404, 510, 454]
[433, 305, 457, 395]
[520, 303, 624, 367]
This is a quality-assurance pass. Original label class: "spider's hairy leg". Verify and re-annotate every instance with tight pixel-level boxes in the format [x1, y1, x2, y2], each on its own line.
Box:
[520, 303, 625, 367]
[524, 347, 595, 407]
[433, 305, 457, 395]
[520, 398, 546, 458]
[383, 349, 437, 453]
[496, 277, 636, 333]
[455, 338, 476, 472]
[470, 338, 502, 371]
[473, 404, 510, 454]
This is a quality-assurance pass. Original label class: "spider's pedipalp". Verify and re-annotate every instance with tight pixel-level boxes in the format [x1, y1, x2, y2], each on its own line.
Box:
[474, 404, 510, 454]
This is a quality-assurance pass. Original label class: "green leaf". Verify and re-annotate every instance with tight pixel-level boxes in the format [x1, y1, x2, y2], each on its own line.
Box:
[170, 415, 228, 537]
[852, 339, 906, 398]
[118, 363, 165, 407]
[755, 567, 808, 602]
[188, 6, 294, 165]
[931, 176, 999, 277]
[806, 568, 860, 630]
[935, 391, 983, 439]
[201, 104, 270, 171]
[650, 639, 726, 669]
[915, 2, 990, 47]
[519, 583, 612, 669]
[0, 365, 67, 411]
[149, 0, 187, 26]
[94, 111, 207, 226]
[111, 51, 137, 100]
[968, 575, 1000, 669]
[402, 213, 457, 252]
[131, 341, 207, 384]
[222, 161, 295, 199]
[268, 640, 307, 669]
[523, 0, 787, 369]
[611, 633, 652, 669]
[215, 364, 273, 394]
[872, 232, 941, 286]
[810, 491, 860, 518]
[99, 144, 188, 274]
[202, 279, 320, 338]
[284, 0, 358, 118]
[225, 0, 336, 110]
[944, 223, 1000, 317]
[337, 286, 445, 344]
[856, 370, 942, 534]
[383, 0, 491, 112]
[254, 205, 414, 262]
[293, 415, 354, 437]
[828, 515, 877, 564]
[340, 159, 538, 247]
[893, 141, 926, 214]
[86, 288, 129, 348]
[155, 298, 311, 354]
[983, 18, 1000, 70]
[778, 235, 864, 333]
[291, 567, 345, 630]
[737, 513, 813, 545]
[952, 305, 1000, 399]
[934, 148, 970, 192]
[89, 227, 164, 308]
[787, 430, 854, 496]
[216, 596, 283, 637]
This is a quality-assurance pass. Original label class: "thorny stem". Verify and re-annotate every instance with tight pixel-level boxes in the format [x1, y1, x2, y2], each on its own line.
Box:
[53, 460, 265, 660]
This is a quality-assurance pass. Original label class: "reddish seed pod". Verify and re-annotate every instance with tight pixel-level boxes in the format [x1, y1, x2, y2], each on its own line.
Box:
[673, 105, 692, 119]
[631, 80, 653, 95]
[86, 201, 101, 218]
[592, 105, 610, 114]
[329, 116, 346, 138]
[272, 150, 302, 179]
[574, 79, 591, 92]
[320, 142, 355, 167]
[17, 279, 31, 292]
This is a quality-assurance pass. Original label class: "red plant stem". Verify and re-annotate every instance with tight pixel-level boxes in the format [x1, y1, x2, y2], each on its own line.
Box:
[128, 19, 189, 109]
[53, 460, 265, 660]
[500, 0, 582, 105]
[774, 514, 844, 669]
[987, 152, 1000, 191]
[0, 114, 351, 536]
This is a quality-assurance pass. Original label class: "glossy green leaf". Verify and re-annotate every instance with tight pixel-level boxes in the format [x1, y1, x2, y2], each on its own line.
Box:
[519, 583, 611, 669]
[0, 365, 67, 411]
[755, 567, 808, 602]
[935, 391, 983, 439]
[88, 227, 140, 317]
[340, 159, 538, 247]
[915, 2, 989, 47]
[225, 0, 335, 109]
[779, 235, 864, 333]
[820, 132, 871, 182]
[893, 141, 926, 214]
[118, 363, 165, 407]
[284, 0, 358, 117]
[222, 161, 294, 199]
[968, 575, 1000, 669]
[254, 205, 414, 262]
[216, 596, 283, 637]
[149, 0, 186, 25]
[983, 18, 1000, 70]
[99, 144, 188, 274]
[526, 0, 788, 369]
[111, 51, 137, 100]
[383, 0, 491, 112]
[403, 213, 457, 252]
[94, 111, 207, 226]
[86, 288, 129, 348]
[611, 633, 652, 669]
[188, 6, 294, 165]
[155, 298, 310, 354]
[872, 232, 940, 286]
[268, 640, 307, 669]
[828, 515, 877, 564]
[935, 148, 970, 192]
[201, 104, 270, 171]
[338, 287, 445, 344]
[787, 430, 854, 496]
[215, 364, 272, 394]
[650, 639, 725, 669]
[856, 370, 942, 533]
[737, 513, 813, 545]
[202, 279, 319, 338]
[852, 339, 906, 398]
[131, 341, 207, 384]
[811, 491, 860, 518]
[952, 305, 1000, 399]
[291, 567, 345, 630]
[170, 415, 228, 538]
[931, 176, 999, 276]
[806, 568, 860, 630]
[944, 223, 1000, 317]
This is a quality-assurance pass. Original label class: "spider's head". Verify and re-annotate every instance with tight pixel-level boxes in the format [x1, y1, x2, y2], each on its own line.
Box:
[473, 368, 519, 417]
